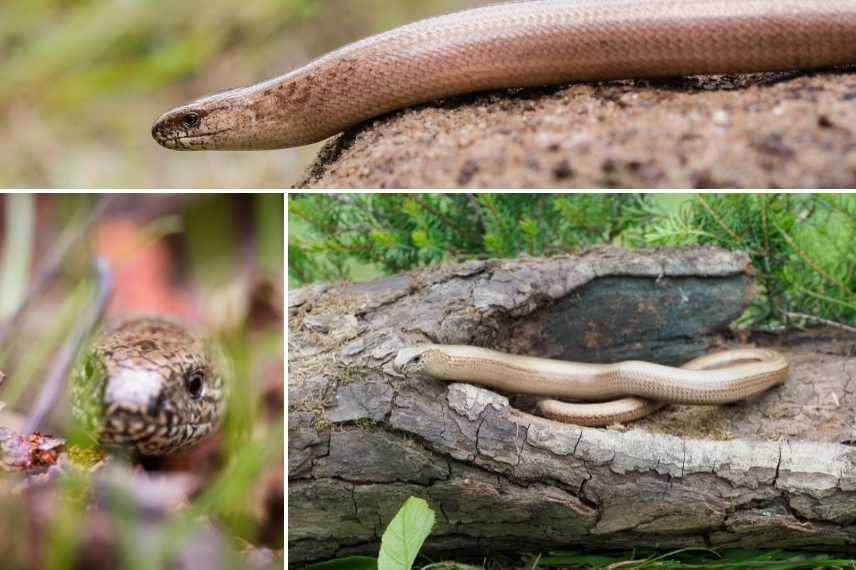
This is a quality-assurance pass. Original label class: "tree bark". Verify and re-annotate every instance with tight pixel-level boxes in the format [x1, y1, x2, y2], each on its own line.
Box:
[288, 247, 856, 564]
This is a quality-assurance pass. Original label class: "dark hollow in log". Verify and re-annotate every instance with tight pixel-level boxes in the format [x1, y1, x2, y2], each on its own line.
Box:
[288, 247, 856, 564]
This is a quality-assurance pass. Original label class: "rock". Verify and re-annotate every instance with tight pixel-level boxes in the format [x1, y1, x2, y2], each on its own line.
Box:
[300, 68, 856, 188]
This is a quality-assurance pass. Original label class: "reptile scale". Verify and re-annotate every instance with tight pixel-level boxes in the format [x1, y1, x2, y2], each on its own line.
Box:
[152, 0, 856, 150]
[71, 317, 228, 456]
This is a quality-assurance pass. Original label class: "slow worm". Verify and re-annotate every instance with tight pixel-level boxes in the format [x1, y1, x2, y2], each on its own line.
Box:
[152, 0, 856, 150]
[71, 317, 229, 456]
[393, 345, 789, 426]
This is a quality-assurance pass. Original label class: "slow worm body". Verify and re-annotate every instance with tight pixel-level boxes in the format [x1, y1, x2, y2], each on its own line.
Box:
[152, 0, 856, 150]
[393, 345, 788, 426]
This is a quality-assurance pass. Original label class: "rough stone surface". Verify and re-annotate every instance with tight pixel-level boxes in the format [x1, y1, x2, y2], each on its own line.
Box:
[300, 68, 856, 189]
[287, 247, 856, 563]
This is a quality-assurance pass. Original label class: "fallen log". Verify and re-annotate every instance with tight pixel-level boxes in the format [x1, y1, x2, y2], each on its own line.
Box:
[288, 246, 856, 563]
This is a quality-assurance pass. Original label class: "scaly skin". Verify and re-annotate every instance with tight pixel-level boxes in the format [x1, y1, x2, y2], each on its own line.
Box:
[152, 0, 856, 150]
[71, 316, 228, 456]
[394, 345, 788, 426]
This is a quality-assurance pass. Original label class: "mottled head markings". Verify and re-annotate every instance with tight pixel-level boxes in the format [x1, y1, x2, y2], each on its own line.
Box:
[71, 316, 229, 456]
[151, 103, 226, 151]
[152, 72, 316, 151]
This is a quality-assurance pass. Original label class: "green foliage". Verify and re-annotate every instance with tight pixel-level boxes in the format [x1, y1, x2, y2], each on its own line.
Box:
[302, 557, 379, 570]
[289, 193, 855, 329]
[288, 193, 641, 281]
[0, 0, 320, 111]
[44, 470, 90, 570]
[0, 0, 321, 187]
[256, 194, 286, 278]
[632, 194, 854, 328]
[536, 548, 856, 569]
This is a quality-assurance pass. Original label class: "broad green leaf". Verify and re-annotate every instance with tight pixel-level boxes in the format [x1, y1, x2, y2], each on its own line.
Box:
[378, 497, 435, 570]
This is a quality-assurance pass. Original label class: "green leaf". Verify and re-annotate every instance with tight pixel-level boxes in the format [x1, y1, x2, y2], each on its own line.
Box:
[378, 497, 436, 570]
[303, 556, 378, 570]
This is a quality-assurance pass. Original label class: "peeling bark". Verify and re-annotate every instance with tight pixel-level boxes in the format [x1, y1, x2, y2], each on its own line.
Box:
[287, 247, 856, 563]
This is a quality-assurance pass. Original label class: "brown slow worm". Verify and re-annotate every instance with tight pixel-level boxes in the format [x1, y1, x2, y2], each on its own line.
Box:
[71, 317, 228, 456]
[151, 0, 856, 151]
[393, 345, 789, 426]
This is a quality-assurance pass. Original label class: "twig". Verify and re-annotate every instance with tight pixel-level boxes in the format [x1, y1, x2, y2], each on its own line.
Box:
[476, 194, 511, 248]
[692, 193, 744, 242]
[24, 258, 113, 434]
[757, 194, 779, 319]
[465, 193, 487, 228]
[410, 194, 480, 246]
[819, 194, 856, 222]
[782, 311, 856, 333]
[776, 223, 852, 297]
[0, 196, 116, 348]
[331, 193, 393, 230]
[795, 285, 856, 312]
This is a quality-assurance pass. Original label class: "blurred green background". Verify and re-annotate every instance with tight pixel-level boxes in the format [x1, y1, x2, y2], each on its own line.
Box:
[0, 195, 284, 569]
[1, 0, 488, 188]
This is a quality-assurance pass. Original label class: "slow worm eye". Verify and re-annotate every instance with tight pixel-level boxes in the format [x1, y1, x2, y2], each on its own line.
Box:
[181, 112, 200, 129]
[185, 369, 206, 399]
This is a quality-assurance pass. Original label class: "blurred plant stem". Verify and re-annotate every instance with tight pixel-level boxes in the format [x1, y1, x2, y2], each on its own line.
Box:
[0, 194, 34, 319]
[25, 258, 112, 434]
[0, 278, 91, 410]
[256, 194, 285, 279]
[0, 195, 112, 348]
[44, 469, 90, 570]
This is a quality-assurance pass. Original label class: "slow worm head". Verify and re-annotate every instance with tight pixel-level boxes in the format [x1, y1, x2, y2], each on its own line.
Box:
[393, 345, 447, 376]
[152, 0, 856, 151]
[152, 80, 299, 150]
[71, 317, 229, 455]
